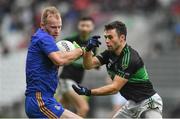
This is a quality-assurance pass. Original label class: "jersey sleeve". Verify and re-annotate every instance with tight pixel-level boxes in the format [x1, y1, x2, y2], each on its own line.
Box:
[38, 36, 59, 55]
[96, 50, 109, 65]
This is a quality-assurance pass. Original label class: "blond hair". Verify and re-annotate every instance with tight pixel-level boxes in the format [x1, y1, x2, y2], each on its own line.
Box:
[41, 6, 60, 24]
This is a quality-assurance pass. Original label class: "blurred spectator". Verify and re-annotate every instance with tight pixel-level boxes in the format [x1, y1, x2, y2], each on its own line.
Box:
[0, 35, 10, 56]
[174, 24, 180, 47]
[170, 0, 180, 47]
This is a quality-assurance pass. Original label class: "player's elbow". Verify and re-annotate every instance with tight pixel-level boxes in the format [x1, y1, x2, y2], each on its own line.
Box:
[57, 58, 72, 66]
[52, 60, 63, 66]
[52, 58, 68, 66]
[48, 52, 67, 66]
[111, 84, 121, 93]
[49, 53, 74, 66]
[49, 58, 61, 66]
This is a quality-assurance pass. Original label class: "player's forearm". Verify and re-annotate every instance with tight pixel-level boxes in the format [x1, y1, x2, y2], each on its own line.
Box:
[83, 51, 94, 69]
[60, 48, 83, 65]
[91, 84, 119, 96]
[50, 48, 83, 66]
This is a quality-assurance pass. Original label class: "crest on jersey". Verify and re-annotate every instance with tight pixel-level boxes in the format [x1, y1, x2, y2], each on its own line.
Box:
[54, 105, 61, 110]
[122, 64, 128, 70]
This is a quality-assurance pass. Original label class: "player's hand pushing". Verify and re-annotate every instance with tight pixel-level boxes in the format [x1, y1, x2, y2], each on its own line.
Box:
[85, 35, 101, 51]
[72, 84, 91, 96]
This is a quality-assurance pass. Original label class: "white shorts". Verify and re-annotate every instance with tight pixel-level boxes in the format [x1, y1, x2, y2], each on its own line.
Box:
[113, 93, 163, 118]
[57, 79, 77, 94]
[112, 93, 127, 106]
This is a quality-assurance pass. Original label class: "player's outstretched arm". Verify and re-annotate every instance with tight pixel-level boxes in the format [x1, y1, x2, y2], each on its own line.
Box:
[83, 36, 101, 69]
[91, 75, 128, 96]
[72, 75, 128, 96]
[48, 48, 83, 66]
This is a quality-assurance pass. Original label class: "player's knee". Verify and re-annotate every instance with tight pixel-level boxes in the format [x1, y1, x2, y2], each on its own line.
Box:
[80, 104, 89, 113]
[77, 105, 89, 117]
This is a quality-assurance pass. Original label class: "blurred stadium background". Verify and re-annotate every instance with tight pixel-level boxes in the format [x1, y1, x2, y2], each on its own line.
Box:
[0, 0, 180, 118]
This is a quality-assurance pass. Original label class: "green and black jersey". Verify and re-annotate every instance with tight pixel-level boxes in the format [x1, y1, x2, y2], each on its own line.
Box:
[96, 44, 156, 102]
[60, 33, 97, 83]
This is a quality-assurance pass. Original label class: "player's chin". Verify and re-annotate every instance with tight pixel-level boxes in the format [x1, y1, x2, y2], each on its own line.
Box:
[107, 46, 113, 51]
[53, 35, 59, 39]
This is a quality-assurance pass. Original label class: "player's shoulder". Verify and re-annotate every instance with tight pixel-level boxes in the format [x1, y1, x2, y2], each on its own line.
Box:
[39, 33, 54, 42]
[123, 45, 141, 58]
[34, 28, 54, 41]
[122, 45, 143, 68]
[129, 46, 142, 61]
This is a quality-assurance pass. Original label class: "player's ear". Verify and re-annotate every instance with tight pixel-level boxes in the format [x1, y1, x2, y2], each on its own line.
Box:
[120, 34, 125, 41]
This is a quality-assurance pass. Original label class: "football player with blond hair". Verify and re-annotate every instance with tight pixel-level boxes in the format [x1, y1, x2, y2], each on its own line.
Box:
[25, 6, 83, 119]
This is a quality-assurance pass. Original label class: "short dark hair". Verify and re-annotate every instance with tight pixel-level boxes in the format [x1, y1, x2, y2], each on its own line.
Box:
[79, 17, 95, 23]
[105, 21, 127, 38]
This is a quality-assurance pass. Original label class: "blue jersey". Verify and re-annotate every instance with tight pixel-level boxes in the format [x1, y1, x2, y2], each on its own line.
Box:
[25, 28, 59, 97]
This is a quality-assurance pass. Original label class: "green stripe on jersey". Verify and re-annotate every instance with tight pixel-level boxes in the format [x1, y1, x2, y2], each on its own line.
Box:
[122, 46, 130, 70]
[107, 70, 126, 79]
[129, 66, 149, 83]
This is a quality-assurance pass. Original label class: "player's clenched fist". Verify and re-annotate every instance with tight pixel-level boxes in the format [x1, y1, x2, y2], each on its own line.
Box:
[72, 84, 91, 96]
[85, 35, 101, 52]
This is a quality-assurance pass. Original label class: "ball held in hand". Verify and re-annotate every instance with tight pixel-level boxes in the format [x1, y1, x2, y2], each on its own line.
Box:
[56, 40, 75, 52]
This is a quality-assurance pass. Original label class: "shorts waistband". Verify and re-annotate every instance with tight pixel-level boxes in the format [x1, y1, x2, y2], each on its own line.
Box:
[26, 92, 53, 98]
